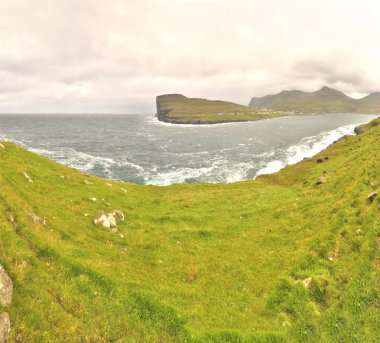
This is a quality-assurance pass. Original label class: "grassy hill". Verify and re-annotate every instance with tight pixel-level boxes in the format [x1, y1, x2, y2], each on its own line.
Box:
[0, 117, 379, 341]
[156, 94, 284, 124]
[249, 86, 380, 114]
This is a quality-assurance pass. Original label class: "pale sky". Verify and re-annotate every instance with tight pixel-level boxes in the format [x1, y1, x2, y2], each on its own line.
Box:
[0, 0, 379, 114]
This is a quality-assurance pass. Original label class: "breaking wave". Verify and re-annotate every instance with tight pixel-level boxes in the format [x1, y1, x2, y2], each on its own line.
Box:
[256, 124, 356, 176]
[0, 113, 376, 186]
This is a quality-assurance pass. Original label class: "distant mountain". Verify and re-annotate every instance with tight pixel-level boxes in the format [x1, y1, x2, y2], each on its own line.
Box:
[249, 86, 380, 114]
[358, 92, 380, 104]
[156, 94, 284, 124]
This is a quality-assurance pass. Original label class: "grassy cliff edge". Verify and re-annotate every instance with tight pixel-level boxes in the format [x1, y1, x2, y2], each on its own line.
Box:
[156, 94, 285, 124]
[0, 117, 379, 341]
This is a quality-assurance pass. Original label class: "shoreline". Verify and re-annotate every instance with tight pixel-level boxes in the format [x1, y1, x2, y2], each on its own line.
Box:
[0, 119, 372, 188]
[155, 111, 380, 126]
[155, 112, 289, 125]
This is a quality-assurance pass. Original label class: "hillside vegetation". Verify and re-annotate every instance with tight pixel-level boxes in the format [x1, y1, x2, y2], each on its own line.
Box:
[249, 86, 380, 114]
[156, 94, 284, 124]
[0, 117, 379, 342]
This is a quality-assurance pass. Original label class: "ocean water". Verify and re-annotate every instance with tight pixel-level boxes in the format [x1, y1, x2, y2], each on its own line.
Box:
[0, 113, 377, 186]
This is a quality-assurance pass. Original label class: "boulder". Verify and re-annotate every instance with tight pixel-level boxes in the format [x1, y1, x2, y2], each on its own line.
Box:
[0, 312, 10, 343]
[316, 177, 327, 185]
[93, 210, 124, 229]
[0, 265, 13, 306]
[316, 158, 323, 163]
[368, 192, 378, 202]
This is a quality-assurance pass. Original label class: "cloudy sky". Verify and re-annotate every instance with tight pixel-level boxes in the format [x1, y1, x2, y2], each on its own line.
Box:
[0, 0, 379, 114]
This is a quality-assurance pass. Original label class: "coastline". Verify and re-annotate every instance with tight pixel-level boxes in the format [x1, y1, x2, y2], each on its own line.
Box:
[155, 112, 289, 125]
[1, 117, 375, 188]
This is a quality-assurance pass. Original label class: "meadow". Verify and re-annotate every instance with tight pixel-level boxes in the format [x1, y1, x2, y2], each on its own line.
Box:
[0, 117, 379, 342]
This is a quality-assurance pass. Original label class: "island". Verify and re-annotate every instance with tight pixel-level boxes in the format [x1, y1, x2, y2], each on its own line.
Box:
[155, 94, 285, 124]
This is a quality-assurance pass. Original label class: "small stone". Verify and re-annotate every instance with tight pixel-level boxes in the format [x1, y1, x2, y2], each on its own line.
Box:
[106, 183, 113, 187]
[316, 158, 323, 163]
[89, 197, 97, 202]
[27, 212, 47, 226]
[84, 180, 93, 185]
[22, 261, 28, 268]
[0, 312, 11, 343]
[316, 177, 327, 185]
[60, 175, 65, 179]
[7, 213, 15, 224]
[23, 172, 33, 183]
[0, 265, 13, 306]
[84, 213, 89, 217]
[368, 192, 378, 202]
[302, 277, 312, 288]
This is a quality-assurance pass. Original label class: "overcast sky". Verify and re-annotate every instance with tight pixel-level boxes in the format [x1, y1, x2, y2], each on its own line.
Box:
[0, 0, 379, 114]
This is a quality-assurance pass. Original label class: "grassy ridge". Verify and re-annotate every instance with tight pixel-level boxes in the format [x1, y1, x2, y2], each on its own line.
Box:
[156, 94, 284, 124]
[0, 118, 379, 341]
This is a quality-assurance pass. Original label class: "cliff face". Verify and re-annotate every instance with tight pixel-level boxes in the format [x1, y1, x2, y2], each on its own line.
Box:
[156, 94, 188, 123]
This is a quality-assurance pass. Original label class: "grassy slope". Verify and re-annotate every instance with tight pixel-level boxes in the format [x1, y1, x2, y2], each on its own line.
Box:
[249, 87, 380, 114]
[0, 118, 379, 342]
[156, 94, 284, 124]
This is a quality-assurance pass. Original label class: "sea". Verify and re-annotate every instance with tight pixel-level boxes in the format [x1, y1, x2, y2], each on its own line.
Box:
[0, 113, 377, 186]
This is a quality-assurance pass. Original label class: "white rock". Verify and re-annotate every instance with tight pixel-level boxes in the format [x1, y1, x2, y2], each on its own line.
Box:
[23, 172, 33, 183]
[0, 312, 10, 343]
[93, 210, 125, 230]
[0, 265, 13, 306]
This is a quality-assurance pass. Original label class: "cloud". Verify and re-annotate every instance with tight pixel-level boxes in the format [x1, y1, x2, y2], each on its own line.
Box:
[0, 0, 379, 113]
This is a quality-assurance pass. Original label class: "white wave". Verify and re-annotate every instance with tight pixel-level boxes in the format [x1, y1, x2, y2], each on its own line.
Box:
[144, 160, 259, 186]
[256, 160, 285, 176]
[256, 124, 357, 177]
[30, 146, 146, 179]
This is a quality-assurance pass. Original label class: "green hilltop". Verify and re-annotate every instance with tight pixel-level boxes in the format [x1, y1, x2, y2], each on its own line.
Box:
[156, 94, 285, 124]
[0, 117, 379, 341]
[249, 86, 380, 114]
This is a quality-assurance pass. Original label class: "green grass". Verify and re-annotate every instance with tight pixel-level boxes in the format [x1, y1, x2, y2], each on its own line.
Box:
[0, 117, 379, 341]
[156, 94, 284, 124]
